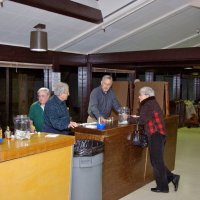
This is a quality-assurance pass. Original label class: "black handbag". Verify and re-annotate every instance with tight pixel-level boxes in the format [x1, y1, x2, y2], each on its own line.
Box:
[132, 123, 148, 148]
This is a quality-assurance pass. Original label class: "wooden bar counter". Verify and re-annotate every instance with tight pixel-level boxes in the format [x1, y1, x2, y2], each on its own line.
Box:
[75, 115, 179, 200]
[0, 133, 75, 200]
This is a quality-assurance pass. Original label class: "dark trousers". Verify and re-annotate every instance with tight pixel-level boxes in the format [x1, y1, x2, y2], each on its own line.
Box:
[148, 132, 174, 190]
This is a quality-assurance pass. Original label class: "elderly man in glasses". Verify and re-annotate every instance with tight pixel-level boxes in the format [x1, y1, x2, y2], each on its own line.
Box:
[28, 87, 50, 132]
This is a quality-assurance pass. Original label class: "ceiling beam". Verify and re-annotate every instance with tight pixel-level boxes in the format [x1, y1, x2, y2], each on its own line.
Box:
[0, 44, 87, 70]
[88, 47, 200, 66]
[10, 0, 103, 24]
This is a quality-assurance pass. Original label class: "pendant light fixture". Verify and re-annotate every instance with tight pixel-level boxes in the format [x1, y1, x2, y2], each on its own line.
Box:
[30, 23, 48, 52]
[0, 0, 5, 7]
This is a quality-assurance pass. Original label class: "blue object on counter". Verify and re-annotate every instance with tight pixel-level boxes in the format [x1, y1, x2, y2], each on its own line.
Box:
[0, 138, 3, 143]
[97, 123, 106, 130]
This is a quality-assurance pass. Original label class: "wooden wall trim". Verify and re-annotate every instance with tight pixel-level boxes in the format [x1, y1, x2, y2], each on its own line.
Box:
[0, 44, 87, 70]
[78, 64, 92, 122]
[1, 45, 200, 71]
[88, 47, 200, 66]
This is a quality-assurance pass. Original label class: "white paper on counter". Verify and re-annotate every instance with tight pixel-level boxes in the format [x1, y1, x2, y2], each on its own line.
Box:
[79, 122, 97, 126]
[45, 134, 59, 138]
[84, 124, 97, 129]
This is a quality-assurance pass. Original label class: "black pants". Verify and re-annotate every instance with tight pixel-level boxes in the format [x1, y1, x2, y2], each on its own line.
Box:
[148, 132, 174, 190]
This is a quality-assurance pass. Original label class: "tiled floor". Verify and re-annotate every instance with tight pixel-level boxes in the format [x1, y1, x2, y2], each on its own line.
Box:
[120, 127, 200, 200]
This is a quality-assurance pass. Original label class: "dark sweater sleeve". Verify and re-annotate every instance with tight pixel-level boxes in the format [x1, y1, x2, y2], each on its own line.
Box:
[128, 116, 137, 124]
[112, 91, 121, 112]
[44, 103, 70, 130]
[128, 103, 153, 125]
[88, 90, 101, 119]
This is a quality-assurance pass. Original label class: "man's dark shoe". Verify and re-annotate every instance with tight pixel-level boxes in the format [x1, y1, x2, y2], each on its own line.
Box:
[172, 175, 180, 191]
[151, 187, 169, 193]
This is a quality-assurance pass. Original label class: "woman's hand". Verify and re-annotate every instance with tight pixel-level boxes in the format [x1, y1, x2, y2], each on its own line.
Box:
[131, 115, 140, 118]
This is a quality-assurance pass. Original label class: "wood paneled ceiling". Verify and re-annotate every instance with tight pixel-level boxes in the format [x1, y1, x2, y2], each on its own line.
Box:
[0, 0, 200, 54]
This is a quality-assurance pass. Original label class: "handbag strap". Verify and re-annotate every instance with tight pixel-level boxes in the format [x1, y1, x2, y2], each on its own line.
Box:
[135, 117, 140, 131]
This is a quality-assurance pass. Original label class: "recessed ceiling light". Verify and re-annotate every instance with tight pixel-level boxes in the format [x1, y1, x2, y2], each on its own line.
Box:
[193, 66, 200, 69]
[192, 72, 199, 76]
[184, 67, 193, 70]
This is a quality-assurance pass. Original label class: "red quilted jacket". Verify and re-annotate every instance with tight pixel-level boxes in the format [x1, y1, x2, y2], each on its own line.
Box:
[129, 96, 166, 136]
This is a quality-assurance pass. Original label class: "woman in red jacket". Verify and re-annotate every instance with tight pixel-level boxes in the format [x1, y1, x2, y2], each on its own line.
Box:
[129, 86, 180, 193]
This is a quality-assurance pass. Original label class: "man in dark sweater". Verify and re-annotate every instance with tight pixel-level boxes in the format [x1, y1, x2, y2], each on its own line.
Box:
[42, 82, 78, 134]
[87, 75, 121, 123]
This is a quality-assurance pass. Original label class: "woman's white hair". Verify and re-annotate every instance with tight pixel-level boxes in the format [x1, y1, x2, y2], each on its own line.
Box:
[37, 87, 50, 96]
[139, 86, 155, 97]
[54, 82, 69, 96]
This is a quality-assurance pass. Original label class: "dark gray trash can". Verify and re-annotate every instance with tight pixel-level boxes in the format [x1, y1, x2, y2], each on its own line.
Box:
[71, 140, 104, 200]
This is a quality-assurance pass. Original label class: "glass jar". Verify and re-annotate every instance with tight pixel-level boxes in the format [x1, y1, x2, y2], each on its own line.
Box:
[13, 115, 31, 140]
[118, 107, 130, 124]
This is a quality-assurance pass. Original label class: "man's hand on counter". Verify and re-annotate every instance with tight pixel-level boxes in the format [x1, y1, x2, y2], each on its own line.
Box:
[100, 116, 107, 124]
[68, 121, 79, 128]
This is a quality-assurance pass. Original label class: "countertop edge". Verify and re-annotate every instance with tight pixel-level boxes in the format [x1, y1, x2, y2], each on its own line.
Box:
[0, 133, 75, 163]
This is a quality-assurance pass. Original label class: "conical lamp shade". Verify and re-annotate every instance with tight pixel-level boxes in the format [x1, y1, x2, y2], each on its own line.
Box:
[30, 30, 48, 52]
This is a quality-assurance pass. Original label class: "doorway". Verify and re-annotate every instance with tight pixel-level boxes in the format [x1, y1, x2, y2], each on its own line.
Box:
[0, 66, 51, 130]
